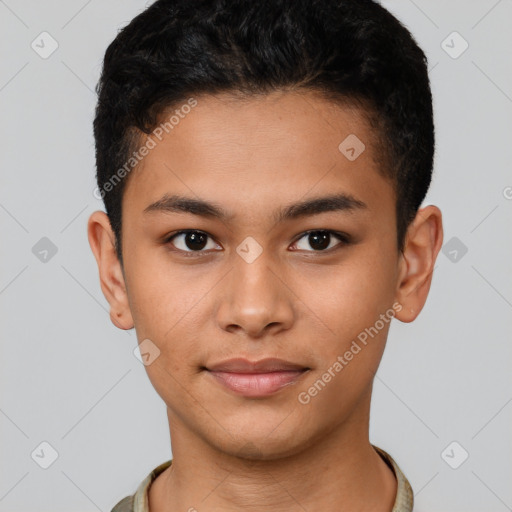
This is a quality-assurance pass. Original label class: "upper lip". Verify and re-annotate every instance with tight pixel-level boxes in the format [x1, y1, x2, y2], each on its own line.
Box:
[206, 357, 309, 373]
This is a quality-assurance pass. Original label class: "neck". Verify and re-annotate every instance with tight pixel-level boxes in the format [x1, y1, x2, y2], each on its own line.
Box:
[149, 401, 397, 512]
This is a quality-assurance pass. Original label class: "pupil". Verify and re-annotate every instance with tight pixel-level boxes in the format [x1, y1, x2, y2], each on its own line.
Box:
[309, 231, 329, 250]
[186, 231, 207, 250]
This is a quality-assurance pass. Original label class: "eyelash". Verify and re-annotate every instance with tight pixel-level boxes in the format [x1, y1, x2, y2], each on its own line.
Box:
[163, 229, 351, 257]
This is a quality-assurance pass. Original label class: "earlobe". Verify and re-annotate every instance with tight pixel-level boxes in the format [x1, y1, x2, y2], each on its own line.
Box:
[394, 205, 443, 323]
[87, 211, 134, 330]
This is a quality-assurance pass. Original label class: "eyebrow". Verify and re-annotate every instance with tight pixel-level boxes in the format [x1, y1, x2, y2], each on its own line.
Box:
[143, 192, 367, 223]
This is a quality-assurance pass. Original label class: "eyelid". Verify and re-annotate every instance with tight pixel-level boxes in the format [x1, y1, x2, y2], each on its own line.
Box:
[291, 229, 350, 252]
[164, 229, 221, 255]
[293, 229, 350, 242]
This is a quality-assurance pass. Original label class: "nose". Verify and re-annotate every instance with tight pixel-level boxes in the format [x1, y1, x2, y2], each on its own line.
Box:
[215, 251, 295, 338]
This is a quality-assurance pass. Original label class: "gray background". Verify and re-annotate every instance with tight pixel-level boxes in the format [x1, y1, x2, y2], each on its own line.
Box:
[1, 1, 511, 511]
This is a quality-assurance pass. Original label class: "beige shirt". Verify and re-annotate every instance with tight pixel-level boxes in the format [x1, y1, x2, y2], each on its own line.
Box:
[111, 444, 414, 512]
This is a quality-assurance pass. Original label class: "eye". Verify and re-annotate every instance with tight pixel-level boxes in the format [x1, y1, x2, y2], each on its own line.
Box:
[291, 230, 349, 252]
[165, 230, 221, 253]
[164, 229, 350, 256]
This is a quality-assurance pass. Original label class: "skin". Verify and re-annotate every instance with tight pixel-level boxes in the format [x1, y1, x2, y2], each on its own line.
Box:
[88, 89, 443, 512]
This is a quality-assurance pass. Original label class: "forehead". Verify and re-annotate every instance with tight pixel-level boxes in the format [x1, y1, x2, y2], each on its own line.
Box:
[122, 90, 392, 221]
[153, 90, 377, 154]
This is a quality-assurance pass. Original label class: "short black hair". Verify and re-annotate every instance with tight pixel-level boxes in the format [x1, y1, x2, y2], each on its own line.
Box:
[93, 0, 434, 267]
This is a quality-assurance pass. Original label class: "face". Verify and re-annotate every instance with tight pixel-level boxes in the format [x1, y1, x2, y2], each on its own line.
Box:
[91, 90, 432, 460]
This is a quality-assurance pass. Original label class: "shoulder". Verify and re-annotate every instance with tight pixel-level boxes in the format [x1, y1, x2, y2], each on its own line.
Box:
[372, 445, 414, 512]
[110, 460, 173, 512]
[111, 494, 135, 512]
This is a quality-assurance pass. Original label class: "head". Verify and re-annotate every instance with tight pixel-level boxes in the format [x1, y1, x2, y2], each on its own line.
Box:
[88, 0, 443, 459]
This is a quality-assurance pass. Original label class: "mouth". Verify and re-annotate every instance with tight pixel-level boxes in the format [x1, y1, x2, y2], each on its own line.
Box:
[203, 357, 311, 398]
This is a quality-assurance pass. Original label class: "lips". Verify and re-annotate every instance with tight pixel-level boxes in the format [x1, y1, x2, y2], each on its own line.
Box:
[207, 357, 308, 373]
[205, 357, 310, 398]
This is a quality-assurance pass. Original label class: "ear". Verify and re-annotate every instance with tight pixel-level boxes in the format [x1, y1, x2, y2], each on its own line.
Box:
[394, 205, 443, 323]
[87, 210, 134, 330]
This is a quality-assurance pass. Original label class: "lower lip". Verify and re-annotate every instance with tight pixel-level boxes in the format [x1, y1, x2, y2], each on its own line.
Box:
[208, 370, 307, 397]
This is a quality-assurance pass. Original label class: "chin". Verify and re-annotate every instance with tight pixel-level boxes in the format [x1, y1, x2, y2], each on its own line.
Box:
[206, 418, 315, 462]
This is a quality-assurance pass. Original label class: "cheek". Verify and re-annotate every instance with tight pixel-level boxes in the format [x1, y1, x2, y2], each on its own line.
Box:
[290, 254, 397, 395]
[124, 247, 200, 335]
[296, 254, 395, 335]
[124, 258, 202, 391]
[138, 324, 202, 412]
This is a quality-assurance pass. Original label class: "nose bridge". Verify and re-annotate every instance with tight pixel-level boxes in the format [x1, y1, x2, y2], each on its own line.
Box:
[216, 243, 294, 335]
